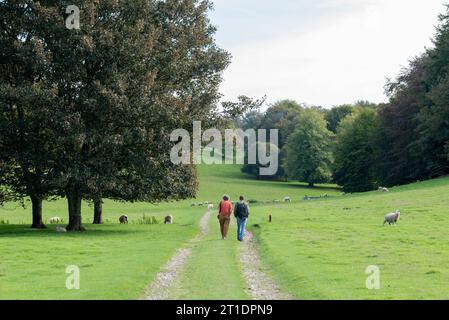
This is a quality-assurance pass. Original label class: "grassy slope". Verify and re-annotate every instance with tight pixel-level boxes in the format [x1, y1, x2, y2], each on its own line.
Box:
[0, 205, 203, 300]
[164, 165, 341, 300]
[0, 164, 332, 300]
[168, 165, 449, 300]
[4, 163, 447, 300]
[250, 178, 449, 300]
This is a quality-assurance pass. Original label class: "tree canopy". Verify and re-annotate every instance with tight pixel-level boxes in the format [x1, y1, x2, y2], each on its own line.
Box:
[283, 109, 333, 187]
[0, 0, 229, 230]
[333, 109, 380, 193]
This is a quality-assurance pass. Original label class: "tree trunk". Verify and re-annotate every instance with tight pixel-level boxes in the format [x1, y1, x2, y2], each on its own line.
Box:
[93, 197, 103, 224]
[66, 187, 85, 231]
[30, 196, 46, 229]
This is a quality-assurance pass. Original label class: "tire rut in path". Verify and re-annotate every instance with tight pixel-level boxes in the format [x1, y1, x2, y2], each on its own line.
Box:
[141, 210, 211, 300]
[238, 230, 294, 300]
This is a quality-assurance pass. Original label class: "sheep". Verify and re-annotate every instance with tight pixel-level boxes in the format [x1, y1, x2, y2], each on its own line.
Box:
[384, 210, 401, 225]
[207, 204, 214, 210]
[379, 187, 390, 192]
[49, 217, 62, 224]
[119, 215, 128, 224]
[191, 203, 196, 207]
[56, 226, 67, 233]
[164, 215, 173, 225]
[283, 196, 291, 203]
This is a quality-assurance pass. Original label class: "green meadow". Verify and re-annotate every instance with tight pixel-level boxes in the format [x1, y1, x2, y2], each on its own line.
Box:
[1, 164, 449, 299]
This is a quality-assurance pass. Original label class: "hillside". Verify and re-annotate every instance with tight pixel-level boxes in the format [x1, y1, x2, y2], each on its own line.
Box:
[1, 164, 449, 299]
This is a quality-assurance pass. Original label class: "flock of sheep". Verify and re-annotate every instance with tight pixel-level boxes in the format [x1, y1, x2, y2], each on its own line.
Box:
[47, 213, 175, 233]
[47, 187, 401, 232]
[191, 201, 214, 210]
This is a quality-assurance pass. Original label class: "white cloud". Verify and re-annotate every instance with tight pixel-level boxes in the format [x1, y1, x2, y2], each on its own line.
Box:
[217, 0, 445, 107]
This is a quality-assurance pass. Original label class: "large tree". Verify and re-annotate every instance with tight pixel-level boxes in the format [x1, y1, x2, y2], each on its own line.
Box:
[0, 1, 62, 228]
[242, 100, 303, 179]
[378, 54, 432, 186]
[259, 100, 303, 149]
[0, 0, 229, 230]
[413, 5, 449, 178]
[333, 109, 381, 192]
[283, 109, 333, 187]
[377, 5, 449, 186]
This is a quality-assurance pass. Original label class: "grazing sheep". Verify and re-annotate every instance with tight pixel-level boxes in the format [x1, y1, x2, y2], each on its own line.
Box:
[208, 204, 214, 210]
[304, 196, 321, 201]
[49, 217, 62, 224]
[198, 202, 204, 207]
[284, 196, 291, 203]
[191, 203, 196, 207]
[384, 210, 401, 225]
[164, 215, 173, 225]
[56, 226, 67, 233]
[379, 187, 390, 192]
[119, 215, 128, 224]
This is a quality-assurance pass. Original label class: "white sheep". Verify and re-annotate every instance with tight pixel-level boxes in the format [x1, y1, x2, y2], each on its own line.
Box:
[384, 210, 401, 225]
[56, 226, 67, 233]
[283, 196, 291, 203]
[49, 217, 62, 224]
[379, 187, 390, 192]
[208, 204, 214, 210]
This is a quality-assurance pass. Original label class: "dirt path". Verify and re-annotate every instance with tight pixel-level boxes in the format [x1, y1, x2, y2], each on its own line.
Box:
[141, 210, 211, 300]
[142, 210, 292, 300]
[238, 230, 294, 300]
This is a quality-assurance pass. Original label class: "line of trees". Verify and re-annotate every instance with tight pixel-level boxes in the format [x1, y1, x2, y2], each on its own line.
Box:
[241, 4, 449, 192]
[0, 0, 230, 230]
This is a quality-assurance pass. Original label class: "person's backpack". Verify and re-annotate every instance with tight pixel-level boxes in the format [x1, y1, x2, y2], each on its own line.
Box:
[235, 202, 249, 219]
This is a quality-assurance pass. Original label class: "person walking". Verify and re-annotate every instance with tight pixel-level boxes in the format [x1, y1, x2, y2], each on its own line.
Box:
[218, 195, 233, 240]
[234, 195, 250, 242]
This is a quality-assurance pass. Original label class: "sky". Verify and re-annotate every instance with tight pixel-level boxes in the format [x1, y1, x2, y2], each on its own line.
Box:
[209, 0, 447, 108]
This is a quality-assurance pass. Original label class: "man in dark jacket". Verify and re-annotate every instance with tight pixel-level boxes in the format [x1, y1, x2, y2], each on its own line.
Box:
[234, 195, 250, 242]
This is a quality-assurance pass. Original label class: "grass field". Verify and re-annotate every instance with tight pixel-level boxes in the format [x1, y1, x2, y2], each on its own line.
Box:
[0, 206, 203, 299]
[1, 164, 449, 299]
[250, 178, 449, 300]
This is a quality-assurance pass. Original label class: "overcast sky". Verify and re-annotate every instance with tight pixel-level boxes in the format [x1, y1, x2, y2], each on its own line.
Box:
[209, 0, 446, 108]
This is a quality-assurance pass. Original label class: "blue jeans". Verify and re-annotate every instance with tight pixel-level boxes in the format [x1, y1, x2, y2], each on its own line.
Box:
[237, 217, 247, 241]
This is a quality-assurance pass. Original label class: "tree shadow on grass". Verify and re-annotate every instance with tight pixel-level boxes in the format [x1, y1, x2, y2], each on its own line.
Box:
[0, 224, 150, 238]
